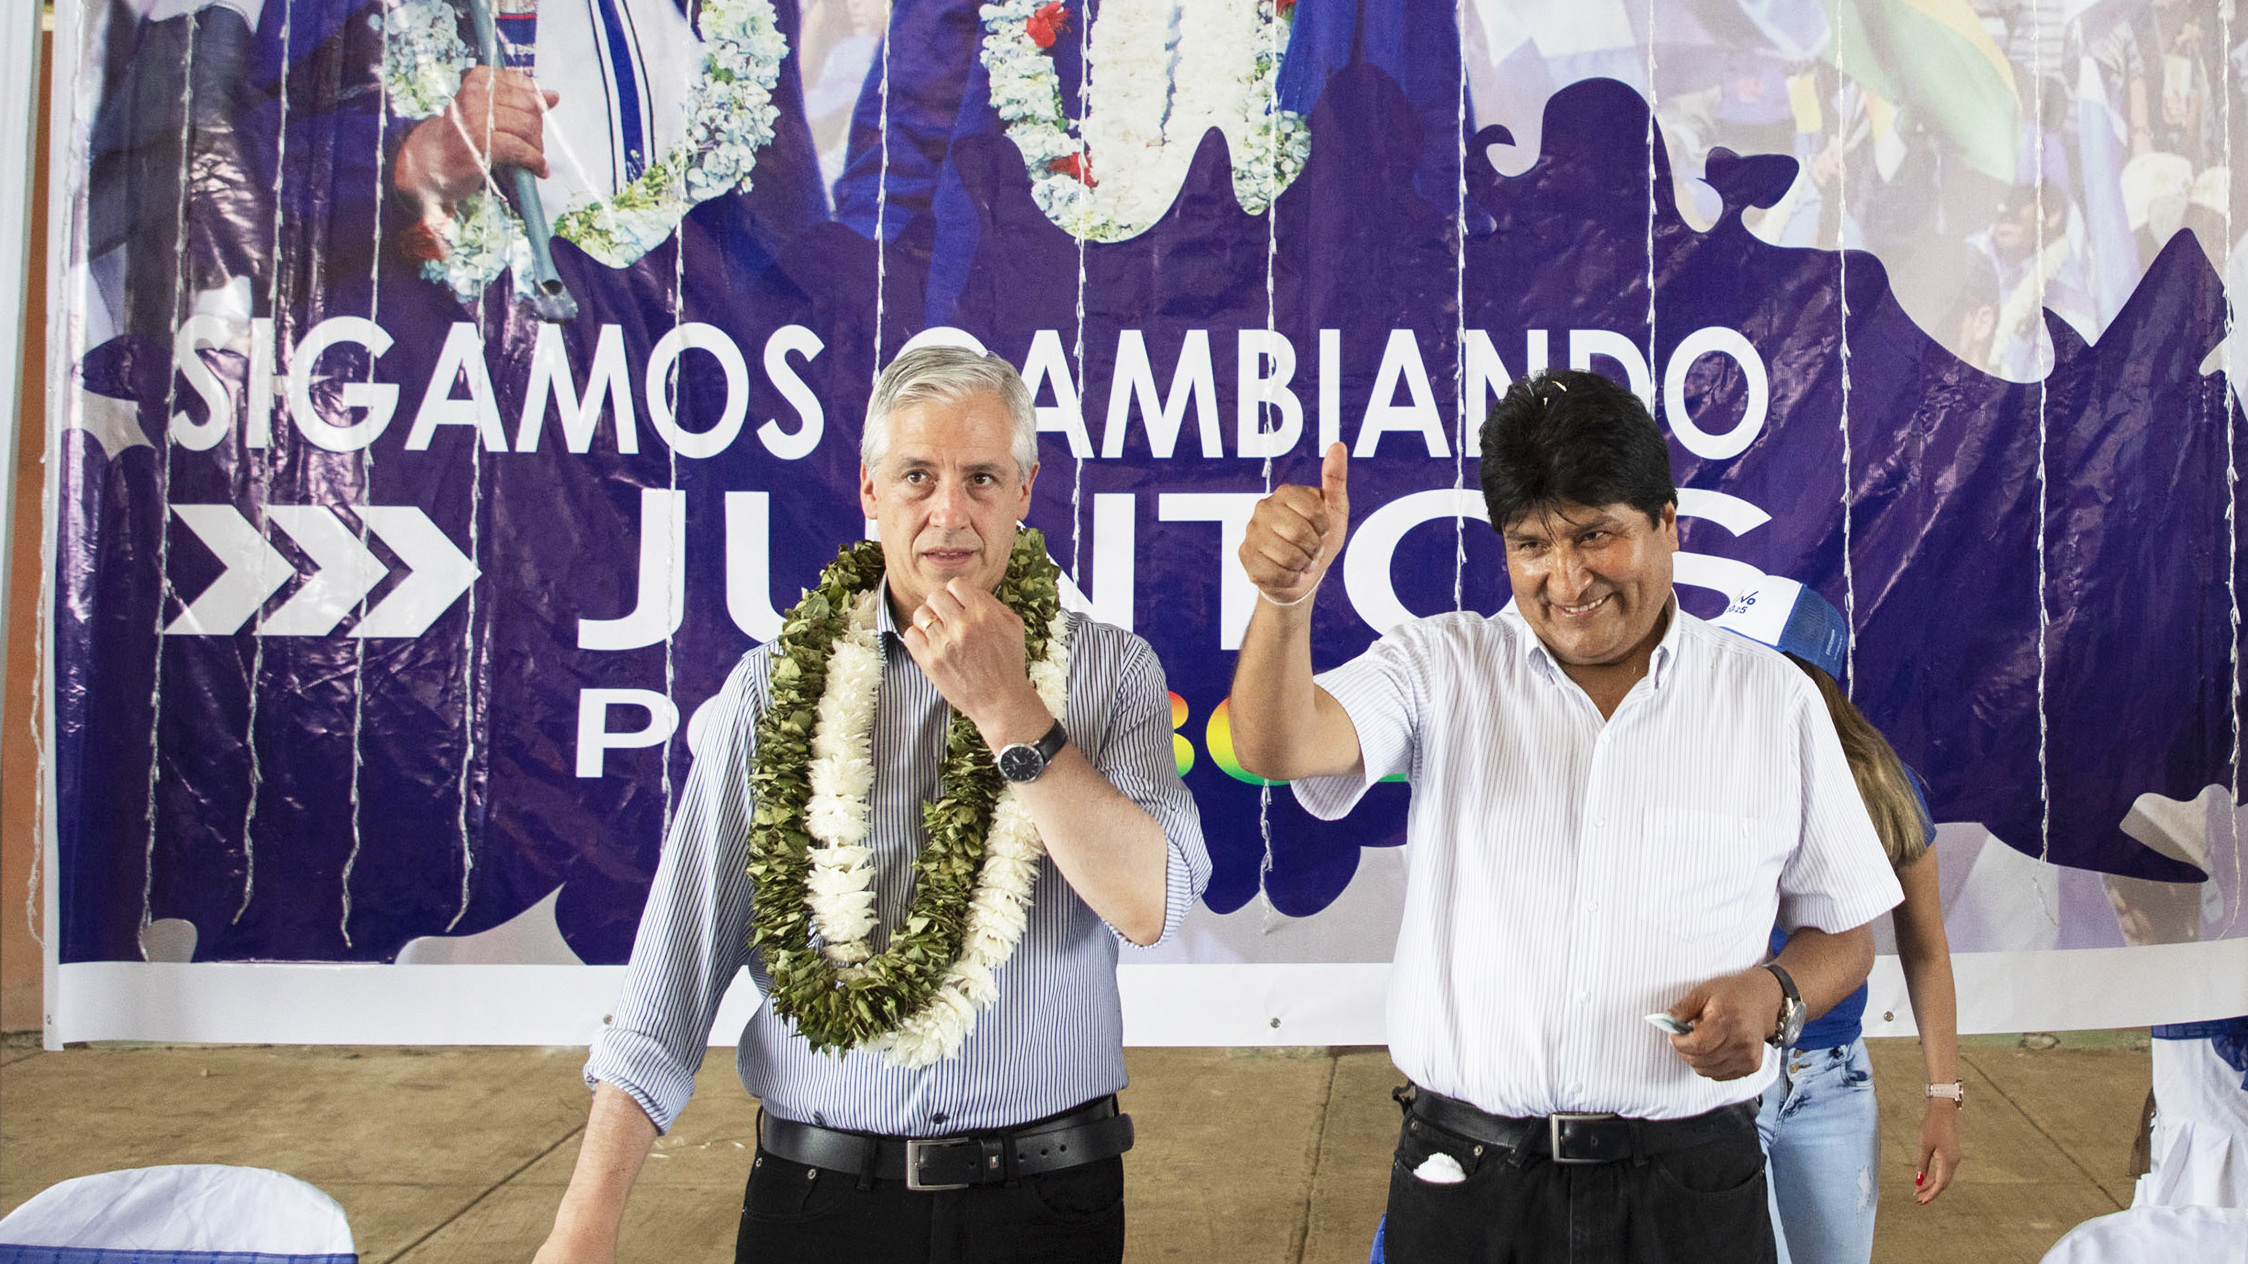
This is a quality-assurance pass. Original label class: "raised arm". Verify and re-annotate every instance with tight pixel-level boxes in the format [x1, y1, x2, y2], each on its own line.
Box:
[905, 585, 1180, 945]
[1229, 442, 1364, 781]
[533, 1083, 659, 1264]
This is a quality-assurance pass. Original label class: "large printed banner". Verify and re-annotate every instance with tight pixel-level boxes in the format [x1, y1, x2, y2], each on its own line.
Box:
[43, 0, 2248, 1042]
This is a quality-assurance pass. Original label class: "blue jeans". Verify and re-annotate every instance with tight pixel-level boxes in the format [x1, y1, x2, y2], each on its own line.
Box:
[1755, 1038, 1880, 1264]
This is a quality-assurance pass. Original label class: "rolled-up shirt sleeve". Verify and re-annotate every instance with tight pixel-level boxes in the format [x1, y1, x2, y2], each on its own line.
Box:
[582, 652, 766, 1134]
[1083, 628, 1209, 946]
[1776, 680, 1905, 934]
[1290, 627, 1429, 820]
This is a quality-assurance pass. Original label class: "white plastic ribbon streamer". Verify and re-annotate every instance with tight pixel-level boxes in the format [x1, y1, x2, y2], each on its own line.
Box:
[2227, 0, 2244, 940]
[1454, 2, 1468, 609]
[2031, 14, 2052, 872]
[345, 0, 391, 947]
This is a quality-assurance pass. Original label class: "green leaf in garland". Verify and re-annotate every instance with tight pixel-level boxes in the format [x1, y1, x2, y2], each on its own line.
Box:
[742, 532, 1065, 1055]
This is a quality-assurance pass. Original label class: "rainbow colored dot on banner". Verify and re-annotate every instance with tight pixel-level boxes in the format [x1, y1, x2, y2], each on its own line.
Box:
[1203, 697, 1281, 787]
[1168, 691, 1196, 776]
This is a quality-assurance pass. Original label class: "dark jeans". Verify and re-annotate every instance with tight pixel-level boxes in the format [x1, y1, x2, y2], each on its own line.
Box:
[1382, 1103, 1778, 1264]
[733, 1148, 1125, 1264]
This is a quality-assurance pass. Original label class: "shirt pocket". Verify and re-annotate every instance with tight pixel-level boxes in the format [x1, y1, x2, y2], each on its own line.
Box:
[1639, 806, 1791, 944]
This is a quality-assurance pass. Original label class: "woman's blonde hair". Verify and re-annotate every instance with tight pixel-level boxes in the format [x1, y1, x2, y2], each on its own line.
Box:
[1790, 656, 1931, 871]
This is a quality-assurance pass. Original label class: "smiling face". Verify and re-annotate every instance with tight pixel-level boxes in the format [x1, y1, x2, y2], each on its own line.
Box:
[1502, 500, 1678, 674]
[859, 389, 1037, 618]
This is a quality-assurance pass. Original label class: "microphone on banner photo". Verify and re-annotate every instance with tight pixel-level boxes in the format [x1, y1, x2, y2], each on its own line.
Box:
[467, 0, 580, 322]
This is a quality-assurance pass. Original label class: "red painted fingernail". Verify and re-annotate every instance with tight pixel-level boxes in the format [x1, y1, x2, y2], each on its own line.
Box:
[1915, 1174, 1924, 1186]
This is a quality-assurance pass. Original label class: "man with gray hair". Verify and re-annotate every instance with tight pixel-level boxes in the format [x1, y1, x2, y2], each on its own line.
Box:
[534, 345, 1209, 1264]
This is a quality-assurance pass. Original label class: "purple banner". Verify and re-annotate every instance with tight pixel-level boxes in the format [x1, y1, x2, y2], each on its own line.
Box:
[50, 0, 2246, 981]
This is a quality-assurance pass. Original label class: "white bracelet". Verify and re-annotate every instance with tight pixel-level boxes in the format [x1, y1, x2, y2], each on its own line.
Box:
[1259, 581, 1322, 609]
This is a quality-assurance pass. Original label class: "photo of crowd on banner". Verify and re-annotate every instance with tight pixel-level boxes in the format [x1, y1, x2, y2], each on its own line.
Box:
[70, 1, 2246, 369]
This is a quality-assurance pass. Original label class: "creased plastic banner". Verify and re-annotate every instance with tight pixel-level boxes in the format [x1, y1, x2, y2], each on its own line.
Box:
[45, 0, 2247, 1041]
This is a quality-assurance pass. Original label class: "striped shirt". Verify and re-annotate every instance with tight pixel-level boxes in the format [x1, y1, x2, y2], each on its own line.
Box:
[1296, 601, 1902, 1121]
[585, 587, 1209, 1136]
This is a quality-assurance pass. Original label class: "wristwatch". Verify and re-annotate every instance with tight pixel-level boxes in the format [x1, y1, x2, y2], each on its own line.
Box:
[1925, 1081, 1966, 1108]
[996, 720, 1068, 784]
[1763, 963, 1807, 1049]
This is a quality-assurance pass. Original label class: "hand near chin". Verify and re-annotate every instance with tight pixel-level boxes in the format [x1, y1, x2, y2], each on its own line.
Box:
[901, 579, 1047, 745]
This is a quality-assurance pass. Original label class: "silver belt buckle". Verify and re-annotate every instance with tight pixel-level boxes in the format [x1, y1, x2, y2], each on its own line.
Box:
[1547, 1112, 1620, 1164]
[904, 1138, 973, 1191]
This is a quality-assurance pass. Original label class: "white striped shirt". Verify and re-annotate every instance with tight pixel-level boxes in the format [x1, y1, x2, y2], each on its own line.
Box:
[1296, 602, 1902, 1121]
[586, 589, 1209, 1135]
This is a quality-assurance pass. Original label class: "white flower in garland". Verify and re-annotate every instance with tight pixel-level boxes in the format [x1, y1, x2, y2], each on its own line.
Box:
[379, 0, 786, 298]
[382, 0, 471, 119]
[438, 190, 537, 302]
[1080, 0, 1180, 233]
[872, 607, 1074, 1068]
[787, 590, 1073, 1067]
[981, 0, 1100, 235]
[978, 0, 1311, 242]
[801, 590, 885, 967]
[1173, 0, 1307, 215]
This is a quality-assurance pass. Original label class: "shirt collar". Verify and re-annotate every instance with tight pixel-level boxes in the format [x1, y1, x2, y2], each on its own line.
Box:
[873, 578, 907, 646]
[1515, 593, 1685, 690]
[1645, 599, 1684, 689]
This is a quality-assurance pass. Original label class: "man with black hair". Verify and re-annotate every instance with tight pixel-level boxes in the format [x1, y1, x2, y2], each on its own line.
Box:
[1228, 368, 1902, 1262]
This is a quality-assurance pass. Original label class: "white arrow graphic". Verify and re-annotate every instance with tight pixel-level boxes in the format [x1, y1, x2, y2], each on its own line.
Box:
[165, 505, 294, 636]
[260, 506, 389, 636]
[353, 506, 481, 638]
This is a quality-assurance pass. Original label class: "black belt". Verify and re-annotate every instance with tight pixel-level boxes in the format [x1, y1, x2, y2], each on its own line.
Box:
[757, 1097, 1134, 1191]
[1398, 1084, 1755, 1166]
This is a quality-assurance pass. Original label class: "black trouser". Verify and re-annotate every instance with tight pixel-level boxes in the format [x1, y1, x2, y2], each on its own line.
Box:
[733, 1147, 1125, 1264]
[1382, 1101, 1778, 1264]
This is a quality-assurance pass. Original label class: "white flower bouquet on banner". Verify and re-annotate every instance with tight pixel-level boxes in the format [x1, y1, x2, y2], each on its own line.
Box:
[980, 0, 1312, 241]
[380, 0, 787, 299]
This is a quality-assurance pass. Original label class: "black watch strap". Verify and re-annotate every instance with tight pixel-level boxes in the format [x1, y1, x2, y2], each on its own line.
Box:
[997, 719, 1068, 783]
[1762, 962, 1804, 1048]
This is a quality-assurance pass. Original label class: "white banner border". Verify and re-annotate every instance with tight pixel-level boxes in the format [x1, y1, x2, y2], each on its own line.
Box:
[49, 939, 2248, 1047]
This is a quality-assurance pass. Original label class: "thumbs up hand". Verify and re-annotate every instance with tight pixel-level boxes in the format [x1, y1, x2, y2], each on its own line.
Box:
[1239, 443, 1351, 607]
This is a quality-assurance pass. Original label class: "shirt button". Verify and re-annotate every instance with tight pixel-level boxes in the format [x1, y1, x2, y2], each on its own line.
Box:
[1591, 815, 1607, 828]
[1582, 899, 1599, 913]
[1576, 990, 1591, 1003]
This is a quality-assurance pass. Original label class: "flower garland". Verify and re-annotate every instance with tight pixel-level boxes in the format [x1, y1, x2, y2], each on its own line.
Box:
[979, 0, 1311, 242]
[379, 0, 786, 299]
[747, 532, 1071, 1065]
[1077, 0, 1180, 232]
[1173, 0, 1308, 215]
[382, 0, 473, 119]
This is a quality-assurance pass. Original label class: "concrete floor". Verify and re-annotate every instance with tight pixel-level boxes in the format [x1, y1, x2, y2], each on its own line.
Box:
[0, 1033, 2149, 1262]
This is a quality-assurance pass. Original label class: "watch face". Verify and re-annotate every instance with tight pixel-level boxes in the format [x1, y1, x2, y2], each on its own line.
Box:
[997, 744, 1044, 783]
[1782, 998, 1806, 1042]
